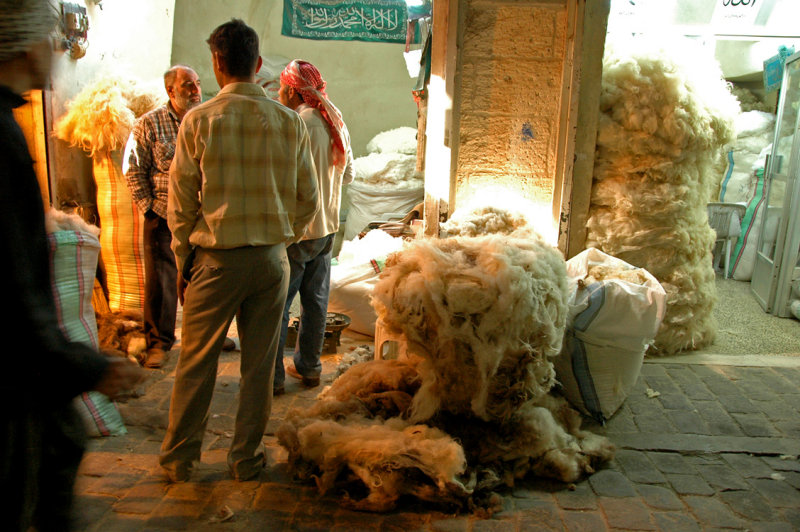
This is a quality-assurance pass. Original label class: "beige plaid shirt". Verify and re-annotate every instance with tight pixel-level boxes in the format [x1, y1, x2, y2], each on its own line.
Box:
[168, 82, 319, 272]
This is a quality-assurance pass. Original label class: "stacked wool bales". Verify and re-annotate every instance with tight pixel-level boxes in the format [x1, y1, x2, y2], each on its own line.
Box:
[55, 76, 165, 312]
[586, 36, 739, 355]
[344, 127, 424, 241]
[279, 218, 614, 511]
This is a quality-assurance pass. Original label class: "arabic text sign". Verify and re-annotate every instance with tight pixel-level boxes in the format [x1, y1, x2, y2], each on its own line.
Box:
[283, 0, 408, 43]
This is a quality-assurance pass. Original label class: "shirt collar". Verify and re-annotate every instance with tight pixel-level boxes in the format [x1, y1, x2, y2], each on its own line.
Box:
[217, 82, 267, 98]
[165, 101, 181, 122]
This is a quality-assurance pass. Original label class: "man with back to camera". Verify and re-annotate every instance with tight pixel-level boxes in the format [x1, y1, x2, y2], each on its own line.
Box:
[161, 18, 319, 482]
[273, 59, 354, 394]
[0, 1, 143, 527]
[123, 65, 201, 369]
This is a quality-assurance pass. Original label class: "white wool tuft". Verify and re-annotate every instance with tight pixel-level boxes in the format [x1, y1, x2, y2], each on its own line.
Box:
[333, 345, 376, 377]
[337, 228, 405, 265]
[45, 208, 101, 237]
[440, 206, 533, 238]
[54, 75, 165, 157]
[586, 34, 737, 355]
[366, 126, 418, 155]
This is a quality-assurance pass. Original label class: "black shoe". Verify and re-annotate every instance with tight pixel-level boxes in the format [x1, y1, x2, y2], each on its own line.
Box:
[273, 384, 285, 396]
[222, 337, 236, 351]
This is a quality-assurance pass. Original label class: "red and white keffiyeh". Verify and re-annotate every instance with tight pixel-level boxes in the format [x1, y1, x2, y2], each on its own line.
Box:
[280, 59, 347, 167]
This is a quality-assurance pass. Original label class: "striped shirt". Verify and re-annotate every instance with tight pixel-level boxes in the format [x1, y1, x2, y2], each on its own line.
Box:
[168, 82, 319, 272]
[123, 104, 179, 219]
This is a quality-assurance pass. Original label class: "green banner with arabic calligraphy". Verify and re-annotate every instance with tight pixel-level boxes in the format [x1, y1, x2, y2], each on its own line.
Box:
[282, 0, 408, 43]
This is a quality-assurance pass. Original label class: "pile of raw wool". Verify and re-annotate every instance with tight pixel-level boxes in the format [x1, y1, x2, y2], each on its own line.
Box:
[95, 310, 146, 362]
[353, 126, 422, 188]
[353, 151, 422, 188]
[730, 85, 774, 114]
[278, 233, 614, 512]
[586, 35, 739, 355]
[366, 126, 418, 155]
[54, 75, 165, 156]
[440, 205, 532, 238]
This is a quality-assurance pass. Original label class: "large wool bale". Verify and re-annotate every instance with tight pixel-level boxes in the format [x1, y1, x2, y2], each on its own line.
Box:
[55, 76, 163, 312]
[586, 35, 739, 355]
[93, 151, 145, 312]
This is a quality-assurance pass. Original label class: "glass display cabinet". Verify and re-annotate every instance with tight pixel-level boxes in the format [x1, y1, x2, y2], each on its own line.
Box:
[751, 51, 800, 317]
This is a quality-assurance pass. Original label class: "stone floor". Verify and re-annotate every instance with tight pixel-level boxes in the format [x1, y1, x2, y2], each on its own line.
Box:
[71, 318, 800, 531]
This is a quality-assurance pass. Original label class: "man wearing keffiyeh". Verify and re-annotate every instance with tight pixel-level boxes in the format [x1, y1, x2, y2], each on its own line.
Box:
[274, 60, 354, 393]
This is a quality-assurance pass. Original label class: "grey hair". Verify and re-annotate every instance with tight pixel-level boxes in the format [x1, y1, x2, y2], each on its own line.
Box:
[0, 0, 57, 63]
[163, 65, 196, 89]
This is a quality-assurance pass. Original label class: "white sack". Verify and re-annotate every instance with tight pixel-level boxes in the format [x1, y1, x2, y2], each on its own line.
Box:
[343, 180, 424, 241]
[328, 277, 379, 336]
[719, 111, 775, 203]
[329, 230, 405, 336]
[554, 248, 666, 423]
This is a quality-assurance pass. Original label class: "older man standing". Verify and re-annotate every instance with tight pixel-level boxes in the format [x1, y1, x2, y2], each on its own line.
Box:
[123, 65, 201, 369]
[273, 59, 354, 394]
[161, 19, 318, 483]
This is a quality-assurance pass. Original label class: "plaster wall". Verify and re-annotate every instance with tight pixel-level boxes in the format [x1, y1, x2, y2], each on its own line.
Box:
[48, 0, 175, 211]
[453, 0, 567, 211]
[171, 0, 418, 156]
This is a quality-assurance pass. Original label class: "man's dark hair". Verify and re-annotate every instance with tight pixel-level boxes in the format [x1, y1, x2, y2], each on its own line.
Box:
[206, 18, 259, 78]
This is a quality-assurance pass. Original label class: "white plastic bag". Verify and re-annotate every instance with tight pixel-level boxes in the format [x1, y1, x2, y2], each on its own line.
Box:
[553, 248, 666, 423]
[343, 180, 423, 241]
[328, 230, 405, 336]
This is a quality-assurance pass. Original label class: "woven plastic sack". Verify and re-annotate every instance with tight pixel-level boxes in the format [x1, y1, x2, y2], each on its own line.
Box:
[554, 248, 666, 424]
[93, 151, 145, 312]
[730, 168, 767, 280]
[48, 224, 127, 437]
[343, 180, 423, 241]
[328, 230, 405, 336]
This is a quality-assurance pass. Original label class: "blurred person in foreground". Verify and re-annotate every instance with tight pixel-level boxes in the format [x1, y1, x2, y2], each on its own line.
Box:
[161, 18, 318, 482]
[273, 59, 354, 394]
[123, 65, 202, 369]
[0, 1, 143, 529]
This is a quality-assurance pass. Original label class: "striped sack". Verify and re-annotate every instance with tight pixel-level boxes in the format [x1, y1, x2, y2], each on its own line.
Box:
[48, 227, 127, 437]
[93, 150, 145, 313]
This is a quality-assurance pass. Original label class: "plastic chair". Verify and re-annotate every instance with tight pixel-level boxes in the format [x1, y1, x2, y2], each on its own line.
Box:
[707, 202, 746, 279]
[373, 318, 407, 360]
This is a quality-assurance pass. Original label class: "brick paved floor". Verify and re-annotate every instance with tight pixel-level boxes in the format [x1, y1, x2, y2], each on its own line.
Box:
[72, 330, 800, 531]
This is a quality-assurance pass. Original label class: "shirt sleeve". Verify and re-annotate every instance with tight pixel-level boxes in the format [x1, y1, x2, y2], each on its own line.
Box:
[341, 143, 355, 186]
[341, 122, 355, 186]
[123, 118, 155, 215]
[167, 118, 202, 273]
[291, 124, 320, 242]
